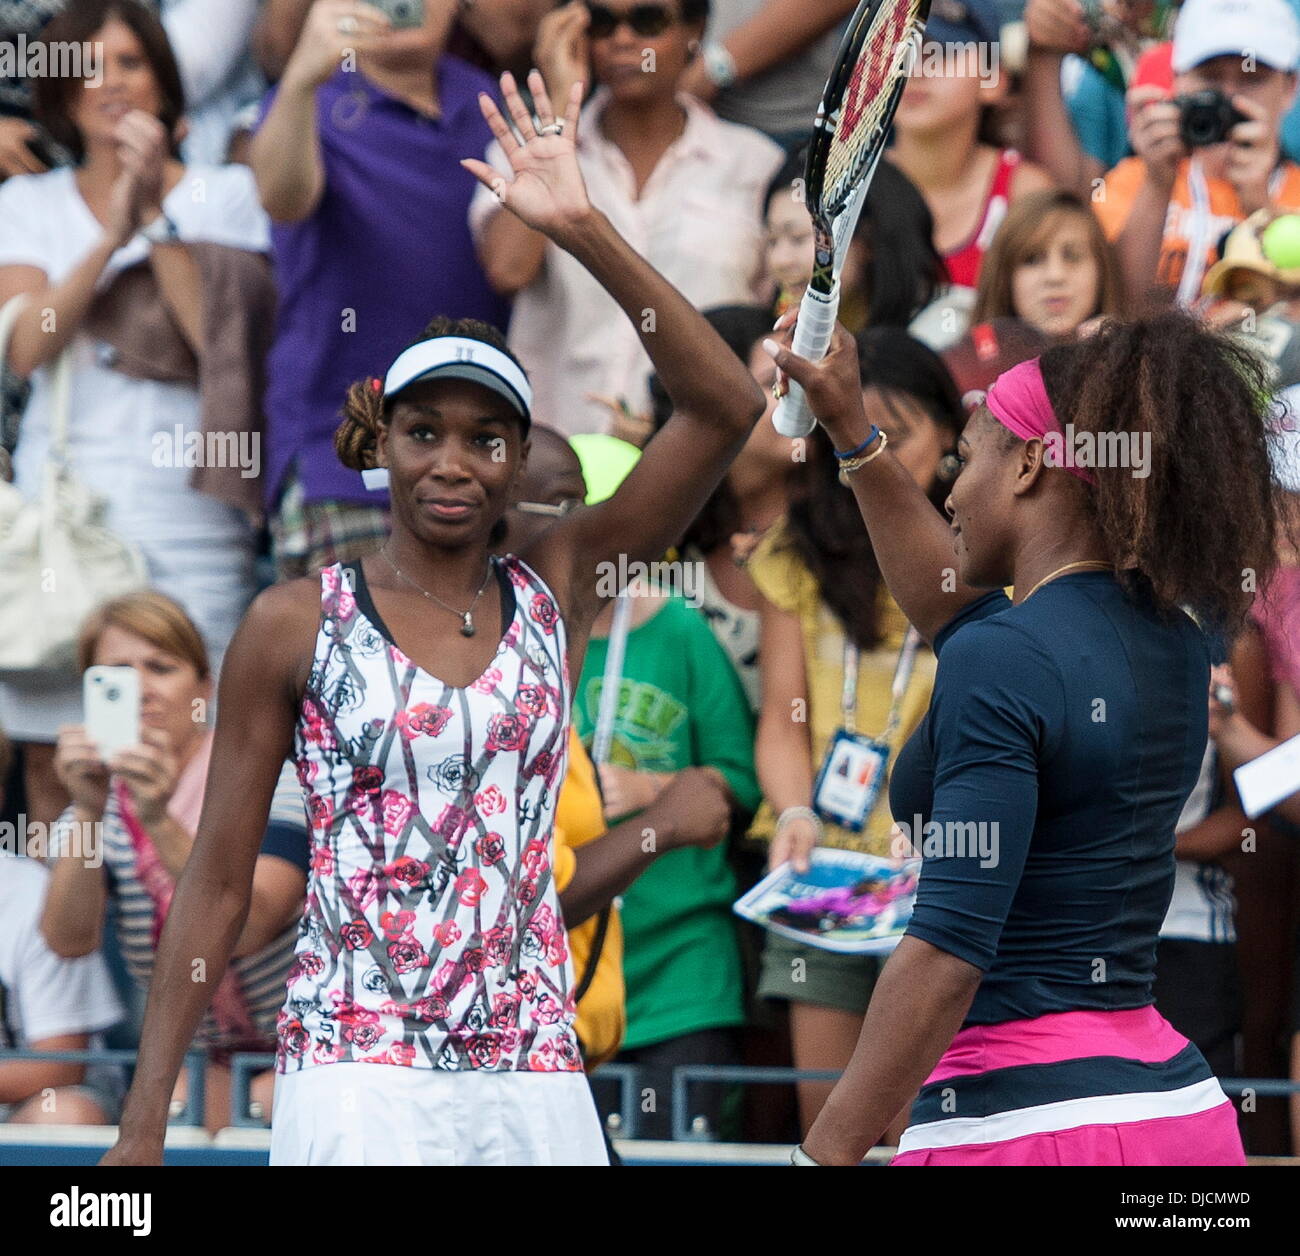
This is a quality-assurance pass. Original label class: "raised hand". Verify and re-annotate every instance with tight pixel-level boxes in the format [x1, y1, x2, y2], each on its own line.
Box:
[1126, 84, 1184, 192]
[104, 109, 172, 248]
[763, 317, 869, 452]
[284, 0, 393, 91]
[534, 2, 590, 111]
[1024, 0, 1091, 53]
[461, 69, 591, 244]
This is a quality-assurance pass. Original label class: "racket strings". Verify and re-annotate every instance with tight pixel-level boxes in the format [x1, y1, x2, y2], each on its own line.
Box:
[823, 0, 923, 213]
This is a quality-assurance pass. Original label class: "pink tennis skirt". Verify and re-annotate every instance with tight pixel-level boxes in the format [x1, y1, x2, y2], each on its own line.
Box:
[892, 1006, 1246, 1167]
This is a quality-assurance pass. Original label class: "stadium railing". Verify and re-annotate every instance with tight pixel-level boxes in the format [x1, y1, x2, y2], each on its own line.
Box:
[1, 1049, 1297, 1165]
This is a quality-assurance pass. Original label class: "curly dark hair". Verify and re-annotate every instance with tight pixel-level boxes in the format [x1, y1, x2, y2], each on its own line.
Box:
[1037, 313, 1282, 634]
[334, 316, 524, 472]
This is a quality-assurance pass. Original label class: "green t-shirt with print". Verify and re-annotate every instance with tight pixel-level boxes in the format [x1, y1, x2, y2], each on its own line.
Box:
[574, 594, 760, 1050]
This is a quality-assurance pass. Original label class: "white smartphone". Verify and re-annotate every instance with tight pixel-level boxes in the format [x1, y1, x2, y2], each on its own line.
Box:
[84, 665, 141, 760]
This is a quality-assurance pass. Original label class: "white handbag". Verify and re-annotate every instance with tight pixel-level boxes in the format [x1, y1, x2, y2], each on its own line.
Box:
[0, 294, 147, 676]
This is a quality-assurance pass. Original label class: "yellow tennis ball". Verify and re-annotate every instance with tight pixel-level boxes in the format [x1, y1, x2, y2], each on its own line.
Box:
[1261, 215, 1300, 271]
[569, 433, 642, 506]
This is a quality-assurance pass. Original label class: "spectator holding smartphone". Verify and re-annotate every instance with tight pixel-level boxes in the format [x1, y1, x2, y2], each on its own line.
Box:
[41, 592, 308, 1133]
[1095, 0, 1300, 306]
[0, 0, 271, 831]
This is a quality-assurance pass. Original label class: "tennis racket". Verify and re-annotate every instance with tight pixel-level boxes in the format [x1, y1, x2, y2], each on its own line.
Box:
[772, 0, 931, 438]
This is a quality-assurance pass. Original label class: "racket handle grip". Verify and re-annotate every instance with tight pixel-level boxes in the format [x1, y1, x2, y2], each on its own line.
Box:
[773, 281, 841, 438]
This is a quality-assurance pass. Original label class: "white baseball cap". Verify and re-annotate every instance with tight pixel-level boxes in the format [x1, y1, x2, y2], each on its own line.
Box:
[1172, 0, 1300, 74]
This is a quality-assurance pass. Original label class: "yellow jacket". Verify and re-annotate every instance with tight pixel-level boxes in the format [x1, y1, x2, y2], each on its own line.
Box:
[552, 728, 626, 1068]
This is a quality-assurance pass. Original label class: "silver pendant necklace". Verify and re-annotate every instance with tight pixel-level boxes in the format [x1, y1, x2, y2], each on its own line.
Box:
[380, 547, 493, 638]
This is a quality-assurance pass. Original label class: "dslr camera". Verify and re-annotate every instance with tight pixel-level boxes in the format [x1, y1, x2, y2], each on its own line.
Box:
[1175, 90, 1247, 148]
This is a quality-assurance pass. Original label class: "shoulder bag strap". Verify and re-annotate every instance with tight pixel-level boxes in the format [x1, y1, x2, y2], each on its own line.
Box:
[0, 293, 29, 370]
[0, 293, 72, 464]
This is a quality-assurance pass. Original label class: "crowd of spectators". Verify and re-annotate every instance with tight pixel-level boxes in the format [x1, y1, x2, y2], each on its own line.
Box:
[2, 0, 1300, 1153]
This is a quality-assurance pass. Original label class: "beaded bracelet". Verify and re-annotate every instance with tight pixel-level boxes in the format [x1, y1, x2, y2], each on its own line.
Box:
[833, 425, 881, 461]
[776, 805, 824, 840]
[837, 429, 889, 485]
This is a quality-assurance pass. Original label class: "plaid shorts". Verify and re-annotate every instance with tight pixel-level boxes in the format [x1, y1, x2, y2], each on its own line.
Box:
[270, 468, 390, 581]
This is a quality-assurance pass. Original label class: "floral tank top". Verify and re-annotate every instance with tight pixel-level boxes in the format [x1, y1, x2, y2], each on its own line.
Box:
[276, 556, 583, 1074]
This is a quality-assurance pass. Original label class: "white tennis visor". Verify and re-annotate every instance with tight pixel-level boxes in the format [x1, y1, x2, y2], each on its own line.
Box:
[382, 335, 533, 424]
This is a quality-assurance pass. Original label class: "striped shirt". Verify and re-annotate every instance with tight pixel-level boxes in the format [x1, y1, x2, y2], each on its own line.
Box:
[62, 760, 309, 1049]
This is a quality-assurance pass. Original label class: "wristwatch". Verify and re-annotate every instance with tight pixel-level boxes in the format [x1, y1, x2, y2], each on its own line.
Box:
[701, 41, 738, 90]
[140, 211, 180, 245]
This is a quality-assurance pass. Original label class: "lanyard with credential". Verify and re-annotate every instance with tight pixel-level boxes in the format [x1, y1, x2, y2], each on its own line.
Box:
[840, 625, 921, 741]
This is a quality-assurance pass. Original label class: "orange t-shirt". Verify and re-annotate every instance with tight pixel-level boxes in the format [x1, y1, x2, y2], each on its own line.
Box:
[1094, 157, 1300, 291]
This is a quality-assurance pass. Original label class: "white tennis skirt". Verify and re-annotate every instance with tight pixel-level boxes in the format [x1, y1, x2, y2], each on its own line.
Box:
[269, 1063, 609, 1166]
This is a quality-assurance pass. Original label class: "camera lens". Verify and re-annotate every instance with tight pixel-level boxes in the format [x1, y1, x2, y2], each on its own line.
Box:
[1183, 108, 1216, 147]
[106, 687, 120, 702]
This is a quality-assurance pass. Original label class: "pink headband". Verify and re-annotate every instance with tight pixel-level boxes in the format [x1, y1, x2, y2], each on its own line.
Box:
[985, 358, 1096, 487]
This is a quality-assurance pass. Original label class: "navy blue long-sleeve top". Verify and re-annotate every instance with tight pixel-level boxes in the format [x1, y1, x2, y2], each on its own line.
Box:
[889, 571, 1210, 1025]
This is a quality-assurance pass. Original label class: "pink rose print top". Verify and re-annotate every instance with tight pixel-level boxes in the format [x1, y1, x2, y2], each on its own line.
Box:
[277, 556, 582, 1074]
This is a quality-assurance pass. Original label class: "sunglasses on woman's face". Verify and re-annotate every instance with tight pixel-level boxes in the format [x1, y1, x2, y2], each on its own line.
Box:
[584, 2, 677, 39]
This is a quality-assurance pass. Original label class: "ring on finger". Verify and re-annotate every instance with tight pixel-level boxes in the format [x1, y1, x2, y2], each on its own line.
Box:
[536, 120, 565, 137]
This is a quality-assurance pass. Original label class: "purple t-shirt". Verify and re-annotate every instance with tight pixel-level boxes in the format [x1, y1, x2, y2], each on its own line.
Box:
[256, 58, 511, 509]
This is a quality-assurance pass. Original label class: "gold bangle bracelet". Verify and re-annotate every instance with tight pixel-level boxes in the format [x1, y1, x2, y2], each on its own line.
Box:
[837, 429, 888, 485]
